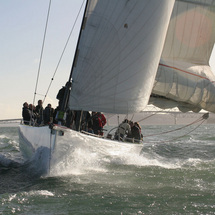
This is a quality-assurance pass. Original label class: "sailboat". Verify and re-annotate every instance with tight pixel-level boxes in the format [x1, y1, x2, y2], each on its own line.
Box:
[18, 0, 215, 175]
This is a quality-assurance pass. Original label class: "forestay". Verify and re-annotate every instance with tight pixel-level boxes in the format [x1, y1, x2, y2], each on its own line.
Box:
[69, 0, 175, 114]
[152, 0, 215, 113]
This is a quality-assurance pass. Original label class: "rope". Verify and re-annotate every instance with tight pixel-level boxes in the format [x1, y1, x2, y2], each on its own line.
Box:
[43, 0, 86, 104]
[144, 119, 206, 144]
[106, 113, 208, 144]
[33, 0, 52, 106]
[142, 114, 205, 138]
[137, 110, 164, 123]
[142, 113, 209, 144]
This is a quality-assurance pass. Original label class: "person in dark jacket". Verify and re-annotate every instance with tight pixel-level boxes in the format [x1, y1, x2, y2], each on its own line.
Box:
[35, 100, 43, 125]
[127, 121, 141, 143]
[91, 112, 100, 135]
[56, 86, 65, 110]
[22, 102, 31, 125]
[43, 104, 53, 125]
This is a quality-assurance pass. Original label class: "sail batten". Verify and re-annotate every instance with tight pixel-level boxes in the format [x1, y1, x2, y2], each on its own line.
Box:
[69, 0, 175, 114]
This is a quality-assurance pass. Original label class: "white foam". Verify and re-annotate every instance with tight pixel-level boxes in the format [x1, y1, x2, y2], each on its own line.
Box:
[47, 130, 183, 177]
[28, 190, 55, 196]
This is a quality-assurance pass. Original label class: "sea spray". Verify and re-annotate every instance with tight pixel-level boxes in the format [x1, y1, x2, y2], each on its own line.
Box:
[48, 129, 178, 177]
[1, 126, 215, 214]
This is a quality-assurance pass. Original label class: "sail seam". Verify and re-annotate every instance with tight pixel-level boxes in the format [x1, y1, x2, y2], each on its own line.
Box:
[159, 63, 215, 83]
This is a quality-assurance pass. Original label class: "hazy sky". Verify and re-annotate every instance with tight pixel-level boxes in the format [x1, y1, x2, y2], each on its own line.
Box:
[1, 0, 215, 120]
[0, 0, 85, 120]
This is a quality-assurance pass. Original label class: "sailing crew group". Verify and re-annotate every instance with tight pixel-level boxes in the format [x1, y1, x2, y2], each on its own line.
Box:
[114, 119, 142, 143]
[22, 100, 107, 136]
[22, 100, 54, 126]
[22, 100, 142, 142]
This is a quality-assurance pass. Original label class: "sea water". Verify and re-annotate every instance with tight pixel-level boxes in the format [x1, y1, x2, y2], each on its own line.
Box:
[0, 124, 215, 215]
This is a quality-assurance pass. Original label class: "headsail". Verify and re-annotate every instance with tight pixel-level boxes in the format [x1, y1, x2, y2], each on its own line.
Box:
[151, 0, 215, 113]
[68, 0, 175, 114]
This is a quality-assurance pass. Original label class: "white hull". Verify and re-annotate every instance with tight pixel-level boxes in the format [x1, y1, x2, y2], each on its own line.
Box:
[19, 125, 55, 159]
[19, 125, 57, 175]
[18, 124, 142, 176]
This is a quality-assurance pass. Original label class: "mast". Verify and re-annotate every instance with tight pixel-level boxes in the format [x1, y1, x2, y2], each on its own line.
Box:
[58, 0, 89, 117]
[68, 0, 89, 82]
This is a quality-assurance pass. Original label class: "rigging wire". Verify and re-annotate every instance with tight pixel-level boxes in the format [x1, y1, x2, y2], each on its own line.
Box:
[43, 0, 86, 104]
[142, 113, 206, 138]
[33, 0, 52, 106]
[137, 110, 166, 123]
[106, 112, 209, 144]
[142, 113, 209, 143]
[144, 117, 206, 144]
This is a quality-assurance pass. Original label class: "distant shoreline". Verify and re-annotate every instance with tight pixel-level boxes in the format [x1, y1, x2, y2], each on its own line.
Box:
[1, 112, 215, 127]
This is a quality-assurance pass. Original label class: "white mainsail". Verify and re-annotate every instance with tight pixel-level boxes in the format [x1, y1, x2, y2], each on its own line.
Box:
[152, 0, 215, 113]
[69, 0, 175, 114]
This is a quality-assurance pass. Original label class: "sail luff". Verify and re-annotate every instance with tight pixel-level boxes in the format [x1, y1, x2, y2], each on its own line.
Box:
[68, 0, 89, 82]
[59, 0, 89, 113]
[69, 0, 175, 114]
